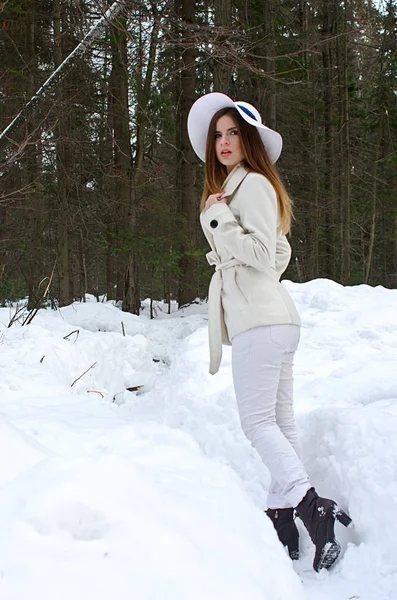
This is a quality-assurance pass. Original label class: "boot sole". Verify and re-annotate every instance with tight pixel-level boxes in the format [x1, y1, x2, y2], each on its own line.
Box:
[314, 541, 341, 572]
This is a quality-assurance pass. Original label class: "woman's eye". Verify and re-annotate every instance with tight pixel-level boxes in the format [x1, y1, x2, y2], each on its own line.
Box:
[231, 129, 238, 135]
[215, 133, 221, 139]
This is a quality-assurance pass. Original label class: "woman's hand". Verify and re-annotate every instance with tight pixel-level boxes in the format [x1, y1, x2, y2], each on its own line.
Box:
[205, 192, 228, 212]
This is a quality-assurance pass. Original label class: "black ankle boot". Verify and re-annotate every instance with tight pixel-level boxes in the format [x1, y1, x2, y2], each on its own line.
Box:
[266, 508, 299, 560]
[296, 487, 352, 572]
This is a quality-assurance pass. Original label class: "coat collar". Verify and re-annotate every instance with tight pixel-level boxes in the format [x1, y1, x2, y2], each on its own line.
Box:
[222, 162, 249, 196]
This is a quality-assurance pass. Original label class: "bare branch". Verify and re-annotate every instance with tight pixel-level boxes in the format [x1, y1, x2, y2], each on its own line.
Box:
[87, 390, 105, 398]
[63, 330, 80, 343]
[71, 362, 97, 388]
[0, 0, 131, 163]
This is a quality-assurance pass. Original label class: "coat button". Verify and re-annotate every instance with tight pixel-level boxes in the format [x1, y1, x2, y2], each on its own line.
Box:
[210, 220, 218, 228]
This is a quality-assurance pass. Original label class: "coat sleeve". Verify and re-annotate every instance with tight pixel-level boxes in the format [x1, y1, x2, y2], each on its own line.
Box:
[275, 234, 292, 278]
[200, 174, 277, 272]
[199, 212, 216, 258]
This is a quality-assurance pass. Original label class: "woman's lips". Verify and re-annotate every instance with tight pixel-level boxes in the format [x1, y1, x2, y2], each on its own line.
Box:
[221, 151, 232, 156]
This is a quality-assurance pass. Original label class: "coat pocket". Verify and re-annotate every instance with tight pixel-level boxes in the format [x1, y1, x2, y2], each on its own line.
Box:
[233, 265, 250, 305]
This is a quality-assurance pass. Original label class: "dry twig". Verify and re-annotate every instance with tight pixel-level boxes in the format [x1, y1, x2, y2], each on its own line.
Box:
[87, 390, 105, 398]
[63, 330, 80, 343]
[71, 362, 97, 388]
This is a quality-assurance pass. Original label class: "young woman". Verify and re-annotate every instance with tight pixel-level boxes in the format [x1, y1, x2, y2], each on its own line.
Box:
[187, 92, 351, 572]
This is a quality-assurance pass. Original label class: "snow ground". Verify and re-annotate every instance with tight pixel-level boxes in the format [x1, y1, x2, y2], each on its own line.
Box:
[0, 279, 396, 599]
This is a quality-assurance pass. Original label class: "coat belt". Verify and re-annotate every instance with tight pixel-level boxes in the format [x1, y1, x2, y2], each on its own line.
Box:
[206, 251, 244, 375]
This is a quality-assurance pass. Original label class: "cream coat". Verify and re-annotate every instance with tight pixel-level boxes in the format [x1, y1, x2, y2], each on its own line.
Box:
[200, 163, 301, 375]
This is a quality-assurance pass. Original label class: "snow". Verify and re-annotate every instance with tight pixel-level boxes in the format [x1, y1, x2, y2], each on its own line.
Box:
[0, 279, 397, 599]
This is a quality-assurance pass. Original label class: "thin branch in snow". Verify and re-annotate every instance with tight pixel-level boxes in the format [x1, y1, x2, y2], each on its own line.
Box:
[63, 330, 80, 343]
[22, 262, 56, 326]
[87, 390, 105, 398]
[71, 362, 97, 388]
[7, 303, 28, 328]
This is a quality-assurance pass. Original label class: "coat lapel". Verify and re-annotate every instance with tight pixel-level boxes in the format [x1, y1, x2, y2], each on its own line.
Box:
[200, 163, 249, 255]
[222, 163, 249, 197]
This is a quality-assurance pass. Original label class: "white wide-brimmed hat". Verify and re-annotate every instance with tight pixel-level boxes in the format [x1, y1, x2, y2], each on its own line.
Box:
[187, 92, 282, 164]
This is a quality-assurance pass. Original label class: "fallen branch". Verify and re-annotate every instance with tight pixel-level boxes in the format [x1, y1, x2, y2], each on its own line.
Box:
[63, 329, 80, 343]
[7, 302, 28, 328]
[71, 362, 97, 387]
[87, 390, 105, 398]
[14, 261, 57, 327]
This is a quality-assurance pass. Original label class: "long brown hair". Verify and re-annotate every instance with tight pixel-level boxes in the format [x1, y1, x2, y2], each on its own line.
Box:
[201, 107, 293, 234]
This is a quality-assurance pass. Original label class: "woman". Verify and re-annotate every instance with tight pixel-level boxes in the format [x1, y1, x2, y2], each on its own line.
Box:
[187, 92, 351, 572]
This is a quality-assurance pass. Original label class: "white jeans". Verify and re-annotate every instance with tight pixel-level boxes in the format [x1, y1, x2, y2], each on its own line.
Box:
[232, 324, 311, 509]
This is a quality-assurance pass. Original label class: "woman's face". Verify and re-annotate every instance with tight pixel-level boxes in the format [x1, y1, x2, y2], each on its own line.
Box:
[215, 114, 245, 172]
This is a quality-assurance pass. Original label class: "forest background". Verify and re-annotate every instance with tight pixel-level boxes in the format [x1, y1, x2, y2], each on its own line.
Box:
[0, 0, 396, 314]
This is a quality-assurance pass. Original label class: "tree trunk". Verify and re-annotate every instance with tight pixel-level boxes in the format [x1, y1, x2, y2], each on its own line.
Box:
[310, 3, 320, 279]
[299, 0, 315, 280]
[0, 206, 8, 295]
[109, 18, 135, 309]
[26, 8, 43, 309]
[124, 7, 159, 314]
[340, 4, 351, 285]
[214, 0, 232, 94]
[365, 10, 389, 284]
[262, 0, 276, 129]
[178, 0, 198, 307]
[321, 0, 336, 280]
[54, 0, 72, 307]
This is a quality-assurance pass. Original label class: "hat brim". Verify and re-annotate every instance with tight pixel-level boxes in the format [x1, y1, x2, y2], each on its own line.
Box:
[187, 92, 282, 164]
